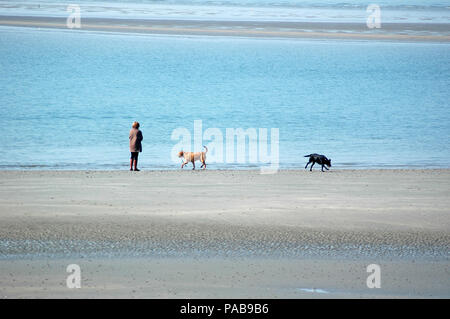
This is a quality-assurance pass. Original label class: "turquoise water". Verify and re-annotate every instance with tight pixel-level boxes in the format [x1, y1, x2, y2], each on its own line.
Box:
[0, 27, 449, 169]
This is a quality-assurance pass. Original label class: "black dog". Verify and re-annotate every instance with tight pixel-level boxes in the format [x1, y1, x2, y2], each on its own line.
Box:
[304, 154, 332, 172]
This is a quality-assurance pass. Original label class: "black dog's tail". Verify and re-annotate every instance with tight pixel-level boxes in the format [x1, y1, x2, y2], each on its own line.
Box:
[304, 154, 312, 157]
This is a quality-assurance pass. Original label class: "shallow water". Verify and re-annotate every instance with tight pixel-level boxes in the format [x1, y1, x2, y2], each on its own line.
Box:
[0, 27, 449, 170]
[0, 237, 448, 261]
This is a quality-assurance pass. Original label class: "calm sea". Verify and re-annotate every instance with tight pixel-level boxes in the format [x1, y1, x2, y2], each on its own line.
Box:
[0, 26, 449, 170]
[1, 0, 450, 23]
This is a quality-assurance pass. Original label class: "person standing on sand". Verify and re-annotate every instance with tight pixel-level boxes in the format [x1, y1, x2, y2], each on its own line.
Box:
[129, 121, 143, 171]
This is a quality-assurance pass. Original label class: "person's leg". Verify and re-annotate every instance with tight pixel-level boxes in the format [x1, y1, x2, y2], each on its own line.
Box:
[134, 153, 140, 171]
[130, 153, 134, 171]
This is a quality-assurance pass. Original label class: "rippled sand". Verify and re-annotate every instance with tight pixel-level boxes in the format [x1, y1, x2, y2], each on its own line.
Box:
[0, 169, 449, 298]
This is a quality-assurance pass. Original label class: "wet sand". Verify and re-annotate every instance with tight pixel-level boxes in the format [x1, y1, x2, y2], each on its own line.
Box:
[1, 16, 449, 42]
[1, 257, 448, 298]
[0, 169, 449, 298]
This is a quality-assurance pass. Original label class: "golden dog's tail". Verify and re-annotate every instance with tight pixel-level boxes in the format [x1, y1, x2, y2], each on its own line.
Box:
[203, 145, 208, 153]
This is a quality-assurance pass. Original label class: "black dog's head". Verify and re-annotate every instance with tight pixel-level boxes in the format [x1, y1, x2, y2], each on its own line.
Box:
[325, 158, 332, 167]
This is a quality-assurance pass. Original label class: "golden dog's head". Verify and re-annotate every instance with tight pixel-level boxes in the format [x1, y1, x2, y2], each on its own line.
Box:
[178, 151, 184, 158]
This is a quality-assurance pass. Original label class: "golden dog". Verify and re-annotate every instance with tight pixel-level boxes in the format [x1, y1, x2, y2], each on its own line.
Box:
[178, 146, 208, 170]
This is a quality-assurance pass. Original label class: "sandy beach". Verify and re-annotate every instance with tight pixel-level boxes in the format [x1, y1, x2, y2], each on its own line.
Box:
[0, 169, 449, 298]
[1, 16, 449, 42]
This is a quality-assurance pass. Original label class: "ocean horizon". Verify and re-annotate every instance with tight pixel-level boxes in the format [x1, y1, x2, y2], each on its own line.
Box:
[1, 0, 450, 24]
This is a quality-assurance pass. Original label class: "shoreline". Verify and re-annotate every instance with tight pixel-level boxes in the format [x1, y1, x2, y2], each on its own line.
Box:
[0, 167, 449, 171]
[1, 16, 449, 42]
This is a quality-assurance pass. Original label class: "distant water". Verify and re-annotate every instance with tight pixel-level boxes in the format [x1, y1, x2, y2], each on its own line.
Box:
[0, 26, 449, 170]
[1, 0, 449, 24]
